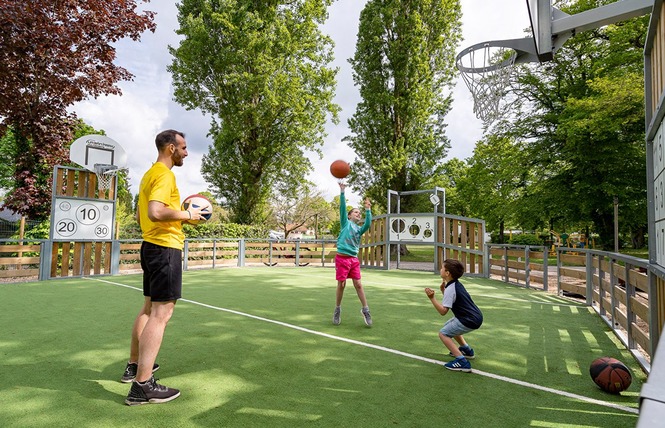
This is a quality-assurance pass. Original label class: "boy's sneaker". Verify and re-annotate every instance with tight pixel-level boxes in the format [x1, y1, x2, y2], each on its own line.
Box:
[332, 307, 341, 325]
[447, 346, 475, 360]
[125, 376, 180, 406]
[121, 362, 160, 383]
[445, 357, 472, 372]
[361, 307, 372, 326]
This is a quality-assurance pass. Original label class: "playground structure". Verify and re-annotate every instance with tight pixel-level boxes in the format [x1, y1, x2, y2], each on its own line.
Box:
[549, 230, 595, 253]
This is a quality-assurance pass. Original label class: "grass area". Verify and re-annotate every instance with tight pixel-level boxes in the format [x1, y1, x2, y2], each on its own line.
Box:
[396, 245, 435, 262]
[620, 248, 649, 259]
[0, 267, 645, 427]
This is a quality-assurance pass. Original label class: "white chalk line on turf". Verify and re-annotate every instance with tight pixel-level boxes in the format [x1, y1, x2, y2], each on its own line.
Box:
[90, 276, 637, 415]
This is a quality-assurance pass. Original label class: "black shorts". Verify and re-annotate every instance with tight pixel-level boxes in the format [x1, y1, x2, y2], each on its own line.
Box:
[140, 241, 182, 302]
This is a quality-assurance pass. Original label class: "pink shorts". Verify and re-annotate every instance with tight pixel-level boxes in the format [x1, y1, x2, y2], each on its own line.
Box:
[335, 254, 361, 281]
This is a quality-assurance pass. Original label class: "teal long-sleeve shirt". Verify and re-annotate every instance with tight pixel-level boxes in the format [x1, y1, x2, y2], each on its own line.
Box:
[336, 192, 372, 257]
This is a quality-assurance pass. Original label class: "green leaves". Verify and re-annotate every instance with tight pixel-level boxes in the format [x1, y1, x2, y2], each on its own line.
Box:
[0, 1, 155, 219]
[345, 0, 461, 210]
[478, 0, 648, 248]
[170, 0, 338, 224]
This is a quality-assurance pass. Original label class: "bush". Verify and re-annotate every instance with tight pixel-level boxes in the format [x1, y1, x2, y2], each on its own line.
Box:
[18, 220, 50, 240]
[183, 222, 268, 239]
[509, 234, 543, 246]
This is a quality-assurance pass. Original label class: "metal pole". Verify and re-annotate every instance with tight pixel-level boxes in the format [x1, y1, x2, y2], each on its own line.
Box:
[614, 196, 619, 252]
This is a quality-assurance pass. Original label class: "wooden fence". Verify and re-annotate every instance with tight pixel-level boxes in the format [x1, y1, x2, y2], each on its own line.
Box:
[487, 244, 549, 289]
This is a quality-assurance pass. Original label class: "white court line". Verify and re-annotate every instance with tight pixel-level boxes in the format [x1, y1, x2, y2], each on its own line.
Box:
[91, 277, 637, 415]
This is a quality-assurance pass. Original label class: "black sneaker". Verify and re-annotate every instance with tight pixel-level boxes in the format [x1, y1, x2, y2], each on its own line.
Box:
[125, 376, 180, 406]
[121, 362, 160, 383]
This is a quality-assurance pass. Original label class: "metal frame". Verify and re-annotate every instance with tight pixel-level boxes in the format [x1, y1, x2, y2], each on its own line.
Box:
[458, 0, 653, 70]
[386, 188, 447, 271]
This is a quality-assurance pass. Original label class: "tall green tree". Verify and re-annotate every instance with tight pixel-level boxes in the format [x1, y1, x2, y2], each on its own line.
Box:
[438, 157, 470, 217]
[494, 0, 648, 249]
[457, 135, 531, 242]
[169, 0, 339, 225]
[345, 0, 461, 212]
[0, 0, 155, 220]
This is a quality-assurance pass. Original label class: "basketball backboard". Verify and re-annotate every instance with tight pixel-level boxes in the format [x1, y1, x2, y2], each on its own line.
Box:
[69, 134, 127, 172]
[527, 0, 553, 61]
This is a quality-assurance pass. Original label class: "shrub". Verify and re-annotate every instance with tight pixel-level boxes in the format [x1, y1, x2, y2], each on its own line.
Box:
[183, 222, 268, 239]
[509, 234, 543, 246]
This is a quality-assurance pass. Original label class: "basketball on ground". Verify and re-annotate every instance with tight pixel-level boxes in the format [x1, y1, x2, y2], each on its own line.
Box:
[330, 160, 350, 179]
[181, 194, 213, 225]
[589, 357, 632, 394]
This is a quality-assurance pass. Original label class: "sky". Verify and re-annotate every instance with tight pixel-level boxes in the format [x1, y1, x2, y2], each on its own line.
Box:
[71, 0, 533, 208]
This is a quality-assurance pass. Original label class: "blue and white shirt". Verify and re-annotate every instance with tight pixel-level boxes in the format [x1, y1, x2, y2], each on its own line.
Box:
[442, 279, 483, 329]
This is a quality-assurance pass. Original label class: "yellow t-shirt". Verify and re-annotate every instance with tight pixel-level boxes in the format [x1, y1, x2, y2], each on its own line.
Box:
[138, 162, 184, 249]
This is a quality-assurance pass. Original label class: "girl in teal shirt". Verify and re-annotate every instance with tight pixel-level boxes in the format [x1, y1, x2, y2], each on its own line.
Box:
[332, 182, 373, 326]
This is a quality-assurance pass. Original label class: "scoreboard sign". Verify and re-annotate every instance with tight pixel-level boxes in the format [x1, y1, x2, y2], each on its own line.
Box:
[51, 197, 114, 241]
[389, 216, 435, 242]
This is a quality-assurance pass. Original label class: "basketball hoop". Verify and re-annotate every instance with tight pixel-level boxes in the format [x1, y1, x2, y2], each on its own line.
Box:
[457, 44, 517, 125]
[456, 38, 539, 125]
[94, 164, 126, 190]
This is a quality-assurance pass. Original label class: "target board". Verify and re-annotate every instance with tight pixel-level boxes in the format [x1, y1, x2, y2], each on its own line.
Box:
[654, 122, 665, 266]
[51, 197, 115, 240]
[389, 216, 435, 242]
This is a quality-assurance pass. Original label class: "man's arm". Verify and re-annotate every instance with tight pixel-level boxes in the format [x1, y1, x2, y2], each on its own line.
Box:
[147, 200, 201, 222]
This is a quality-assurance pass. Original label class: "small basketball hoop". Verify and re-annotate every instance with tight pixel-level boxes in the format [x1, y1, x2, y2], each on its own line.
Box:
[94, 164, 126, 190]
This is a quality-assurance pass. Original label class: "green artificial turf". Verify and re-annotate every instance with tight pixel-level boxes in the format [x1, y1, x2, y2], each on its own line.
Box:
[0, 267, 645, 427]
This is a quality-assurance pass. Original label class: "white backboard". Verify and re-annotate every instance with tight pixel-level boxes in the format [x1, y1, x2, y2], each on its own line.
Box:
[69, 134, 127, 172]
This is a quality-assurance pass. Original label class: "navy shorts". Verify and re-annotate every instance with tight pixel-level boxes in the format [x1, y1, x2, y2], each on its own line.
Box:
[140, 241, 182, 302]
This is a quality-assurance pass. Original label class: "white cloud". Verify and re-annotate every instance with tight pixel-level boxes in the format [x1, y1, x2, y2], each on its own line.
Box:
[71, 0, 532, 209]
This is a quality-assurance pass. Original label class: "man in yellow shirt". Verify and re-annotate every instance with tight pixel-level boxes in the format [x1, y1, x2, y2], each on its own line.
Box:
[123, 129, 204, 405]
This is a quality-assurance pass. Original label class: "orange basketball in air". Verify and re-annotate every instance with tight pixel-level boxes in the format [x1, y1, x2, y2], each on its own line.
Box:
[330, 160, 350, 179]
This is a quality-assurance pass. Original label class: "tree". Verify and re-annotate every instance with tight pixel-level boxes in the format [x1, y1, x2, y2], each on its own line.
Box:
[492, 0, 648, 249]
[457, 135, 530, 242]
[269, 185, 335, 239]
[437, 157, 469, 217]
[0, 1, 155, 220]
[345, 0, 462, 212]
[554, 73, 646, 248]
[0, 129, 19, 195]
[169, 0, 339, 225]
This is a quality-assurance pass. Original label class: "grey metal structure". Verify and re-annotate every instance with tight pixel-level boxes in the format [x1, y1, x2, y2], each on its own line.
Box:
[640, 0, 665, 424]
[459, 0, 652, 68]
[457, 0, 654, 124]
[386, 188, 446, 271]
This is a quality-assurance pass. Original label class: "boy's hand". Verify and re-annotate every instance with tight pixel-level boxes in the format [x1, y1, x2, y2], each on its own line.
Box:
[364, 198, 371, 210]
[339, 182, 346, 192]
[425, 287, 435, 299]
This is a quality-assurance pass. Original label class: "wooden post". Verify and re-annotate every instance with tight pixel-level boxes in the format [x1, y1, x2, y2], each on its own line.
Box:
[19, 216, 25, 239]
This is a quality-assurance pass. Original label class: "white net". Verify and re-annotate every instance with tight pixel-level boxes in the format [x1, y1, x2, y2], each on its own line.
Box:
[94, 164, 124, 190]
[457, 44, 517, 125]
